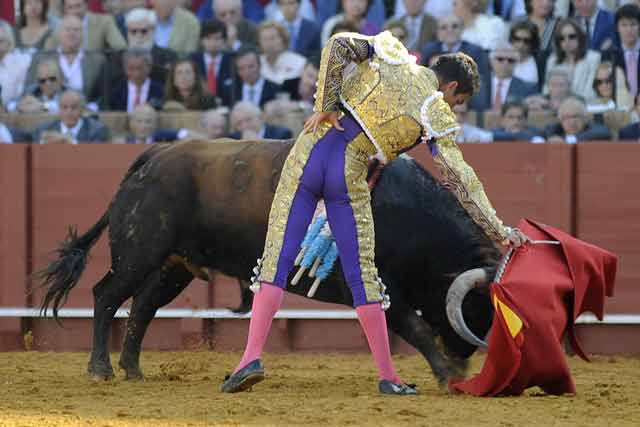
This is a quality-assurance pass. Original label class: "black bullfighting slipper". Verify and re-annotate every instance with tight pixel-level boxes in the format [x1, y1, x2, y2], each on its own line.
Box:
[219, 359, 265, 393]
[378, 380, 419, 396]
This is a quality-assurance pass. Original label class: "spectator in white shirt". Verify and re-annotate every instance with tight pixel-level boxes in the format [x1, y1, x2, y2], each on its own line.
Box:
[0, 20, 32, 107]
[258, 20, 306, 85]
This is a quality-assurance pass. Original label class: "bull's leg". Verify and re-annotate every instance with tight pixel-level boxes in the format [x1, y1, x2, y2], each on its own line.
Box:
[88, 271, 136, 380]
[230, 279, 254, 314]
[384, 288, 454, 390]
[119, 265, 194, 380]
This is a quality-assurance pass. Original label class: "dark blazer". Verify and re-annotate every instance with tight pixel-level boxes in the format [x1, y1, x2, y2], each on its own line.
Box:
[292, 18, 321, 57]
[468, 75, 539, 111]
[106, 45, 177, 84]
[618, 122, 640, 140]
[219, 77, 281, 108]
[190, 50, 235, 96]
[587, 9, 616, 51]
[35, 117, 111, 143]
[543, 122, 612, 141]
[492, 126, 543, 142]
[230, 124, 292, 140]
[108, 80, 164, 111]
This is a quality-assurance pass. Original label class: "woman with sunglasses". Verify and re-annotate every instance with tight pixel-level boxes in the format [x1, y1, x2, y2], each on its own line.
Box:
[544, 18, 601, 101]
[509, 20, 542, 89]
[586, 61, 633, 114]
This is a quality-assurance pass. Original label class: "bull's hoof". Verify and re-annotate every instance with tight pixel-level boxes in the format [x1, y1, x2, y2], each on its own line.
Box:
[119, 358, 144, 380]
[125, 369, 144, 380]
[88, 363, 115, 381]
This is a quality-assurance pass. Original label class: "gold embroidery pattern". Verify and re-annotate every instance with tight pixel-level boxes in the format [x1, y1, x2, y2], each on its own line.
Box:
[344, 133, 382, 303]
[314, 33, 372, 113]
[433, 134, 509, 244]
[259, 124, 332, 283]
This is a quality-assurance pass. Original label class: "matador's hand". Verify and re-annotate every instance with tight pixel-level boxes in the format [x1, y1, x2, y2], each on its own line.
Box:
[506, 227, 531, 248]
[303, 111, 344, 135]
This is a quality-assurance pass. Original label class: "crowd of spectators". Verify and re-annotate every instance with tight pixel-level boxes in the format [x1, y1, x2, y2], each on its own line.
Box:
[2, 0, 640, 145]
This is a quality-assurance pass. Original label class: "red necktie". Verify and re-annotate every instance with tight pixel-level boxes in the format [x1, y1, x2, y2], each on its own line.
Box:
[207, 60, 217, 95]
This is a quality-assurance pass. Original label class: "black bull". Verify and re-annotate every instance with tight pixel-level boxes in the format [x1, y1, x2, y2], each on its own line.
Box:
[38, 139, 499, 388]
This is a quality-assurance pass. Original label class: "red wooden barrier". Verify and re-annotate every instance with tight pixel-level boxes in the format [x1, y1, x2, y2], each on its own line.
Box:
[574, 143, 640, 353]
[0, 146, 28, 349]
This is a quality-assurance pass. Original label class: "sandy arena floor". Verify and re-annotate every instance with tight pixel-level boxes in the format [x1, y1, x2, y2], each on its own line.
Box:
[0, 351, 638, 427]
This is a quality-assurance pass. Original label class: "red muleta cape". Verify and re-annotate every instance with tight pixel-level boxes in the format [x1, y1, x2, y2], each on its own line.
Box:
[450, 219, 617, 396]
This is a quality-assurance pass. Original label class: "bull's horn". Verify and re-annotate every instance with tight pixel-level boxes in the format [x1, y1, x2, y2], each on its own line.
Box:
[446, 268, 489, 349]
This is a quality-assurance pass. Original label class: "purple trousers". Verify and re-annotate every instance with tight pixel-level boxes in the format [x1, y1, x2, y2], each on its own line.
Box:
[258, 115, 383, 306]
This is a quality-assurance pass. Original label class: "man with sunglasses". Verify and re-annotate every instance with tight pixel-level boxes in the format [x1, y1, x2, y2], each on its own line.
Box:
[9, 60, 66, 114]
[469, 42, 538, 111]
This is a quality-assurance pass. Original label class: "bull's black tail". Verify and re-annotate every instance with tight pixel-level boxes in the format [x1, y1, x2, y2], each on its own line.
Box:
[38, 144, 169, 322]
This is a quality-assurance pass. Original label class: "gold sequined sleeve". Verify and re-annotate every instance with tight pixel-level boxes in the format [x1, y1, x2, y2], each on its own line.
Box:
[314, 32, 373, 113]
[433, 134, 510, 245]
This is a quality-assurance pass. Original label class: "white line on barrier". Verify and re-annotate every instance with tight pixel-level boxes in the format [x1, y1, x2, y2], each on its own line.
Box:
[0, 308, 639, 324]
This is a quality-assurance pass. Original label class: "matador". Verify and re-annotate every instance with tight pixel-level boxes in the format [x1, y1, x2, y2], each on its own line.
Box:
[221, 31, 530, 395]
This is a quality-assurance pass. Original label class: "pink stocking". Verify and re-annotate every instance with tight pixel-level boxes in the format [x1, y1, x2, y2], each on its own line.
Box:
[234, 283, 284, 373]
[356, 303, 402, 383]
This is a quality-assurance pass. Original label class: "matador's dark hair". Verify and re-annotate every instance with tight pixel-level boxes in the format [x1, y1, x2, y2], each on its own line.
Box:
[429, 53, 481, 96]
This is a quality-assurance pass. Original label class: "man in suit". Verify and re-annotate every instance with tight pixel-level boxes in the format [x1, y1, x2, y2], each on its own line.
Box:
[108, 50, 164, 112]
[572, 0, 615, 51]
[29, 15, 106, 105]
[191, 19, 234, 99]
[35, 90, 111, 144]
[213, 0, 259, 50]
[45, 0, 127, 51]
[492, 100, 545, 142]
[420, 15, 489, 81]
[219, 45, 281, 109]
[544, 96, 611, 143]
[602, 4, 640, 101]
[469, 42, 538, 111]
[385, 0, 437, 52]
[150, 0, 201, 54]
[229, 101, 292, 140]
[275, 0, 320, 57]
